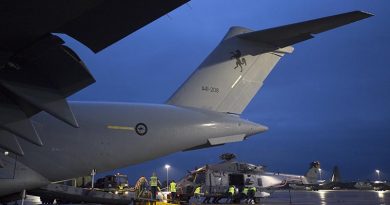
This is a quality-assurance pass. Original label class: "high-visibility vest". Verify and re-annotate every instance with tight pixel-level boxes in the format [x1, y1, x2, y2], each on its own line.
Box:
[228, 186, 235, 195]
[150, 176, 158, 186]
[194, 186, 201, 194]
[170, 182, 177, 192]
[242, 187, 248, 195]
[249, 187, 256, 192]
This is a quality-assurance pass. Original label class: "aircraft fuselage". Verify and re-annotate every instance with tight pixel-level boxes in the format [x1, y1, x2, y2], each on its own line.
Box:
[0, 102, 266, 196]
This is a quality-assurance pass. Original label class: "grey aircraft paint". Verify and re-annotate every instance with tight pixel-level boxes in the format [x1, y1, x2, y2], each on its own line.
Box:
[0, 103, 266, 195]
[0, 11, 372, 197]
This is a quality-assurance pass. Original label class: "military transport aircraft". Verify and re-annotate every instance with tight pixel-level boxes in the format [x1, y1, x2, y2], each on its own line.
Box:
[0, 0, 373, 199]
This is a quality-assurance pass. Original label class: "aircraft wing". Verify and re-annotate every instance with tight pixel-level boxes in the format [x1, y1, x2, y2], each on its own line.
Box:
[0, 0, 188, 156]
[0, 0, 189, 53]
[238, 11, 373, 48]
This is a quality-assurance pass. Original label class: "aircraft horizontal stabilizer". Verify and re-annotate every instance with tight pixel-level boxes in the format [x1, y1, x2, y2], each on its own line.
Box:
[167, 11, 373, 114]
[0, 130, 24, 156]
[305, 161, 321, 184]
[238, 11, 373, 48]
[183, 135, 246, 152]
[208, 134, 246, 145]
[183, 143, 224, 152]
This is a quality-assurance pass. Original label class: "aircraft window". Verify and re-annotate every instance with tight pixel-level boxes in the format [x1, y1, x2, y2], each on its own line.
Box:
[195, 172, 206, 184]
[257, 178, 263, 187]
[186, 173, 196, 182]
[238, 164, 246, 171]
[245, 164, 255, 171]
[238, 164, 256, 171]
[107, 176, 114, 182]
[213, 172, 221, 177]
[117, 176, 128, 185]
[245, 178, 254, 185]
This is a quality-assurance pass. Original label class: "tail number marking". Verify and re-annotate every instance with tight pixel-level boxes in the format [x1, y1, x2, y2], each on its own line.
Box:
[202, 86, 219, 93]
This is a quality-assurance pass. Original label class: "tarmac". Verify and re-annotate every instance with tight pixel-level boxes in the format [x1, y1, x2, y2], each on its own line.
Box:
[256, 190, 389, 205]
[22, 190, 390, 205]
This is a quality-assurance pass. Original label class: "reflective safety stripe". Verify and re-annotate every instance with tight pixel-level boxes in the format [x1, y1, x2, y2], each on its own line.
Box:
[194, 186, 201, 194]
[170, 182, 177, 192]
[228, 186, 235, 194]
[242, 187, 248, 195]
[150, 176, 158, 186]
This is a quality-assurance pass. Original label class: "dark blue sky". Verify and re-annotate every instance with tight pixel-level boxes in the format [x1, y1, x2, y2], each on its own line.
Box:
[65, 1, 390, 182]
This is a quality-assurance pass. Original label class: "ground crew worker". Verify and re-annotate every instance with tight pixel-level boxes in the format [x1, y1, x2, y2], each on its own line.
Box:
[150, 172, 158, 200]
[247, 186, 256, 204]
[241, 187, 249, 203]
[212, 194, 222, 204]
[170, 180, 177, 202]
[202, 189, 212, 204]
[135, 176, 149, 198]
[194, 185, 201, 202]
[227, 185, 236, 203]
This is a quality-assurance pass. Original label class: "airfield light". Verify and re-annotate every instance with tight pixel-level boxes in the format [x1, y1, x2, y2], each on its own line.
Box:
[4, 151, 9, 156]
[378, 190, 385, 199]
[376, 169, 380, 181]
[165, 164, 171, 191]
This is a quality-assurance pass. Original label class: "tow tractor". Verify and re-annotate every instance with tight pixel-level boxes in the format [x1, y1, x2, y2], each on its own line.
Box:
[94, 173, 130, 195]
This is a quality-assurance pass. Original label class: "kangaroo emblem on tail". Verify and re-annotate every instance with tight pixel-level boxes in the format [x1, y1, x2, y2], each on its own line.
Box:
[230, 49, 247, 72]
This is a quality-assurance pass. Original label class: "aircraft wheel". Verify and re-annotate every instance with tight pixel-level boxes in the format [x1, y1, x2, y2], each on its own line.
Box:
[40, 197, 51, 204]
[46, 198, 54, 204]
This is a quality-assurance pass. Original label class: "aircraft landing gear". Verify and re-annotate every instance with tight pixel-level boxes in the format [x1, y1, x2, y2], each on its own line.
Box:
[40, 197, 55, 204]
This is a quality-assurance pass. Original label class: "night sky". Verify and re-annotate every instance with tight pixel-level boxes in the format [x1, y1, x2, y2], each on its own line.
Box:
[64, 0, 389, 183]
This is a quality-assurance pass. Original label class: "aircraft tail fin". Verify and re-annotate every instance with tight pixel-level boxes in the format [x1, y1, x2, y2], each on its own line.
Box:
[166, 26, 292, 114]
[167, 11, 372, 114]
[331, 166, 342, 182]
[304, 161, 320, 184]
